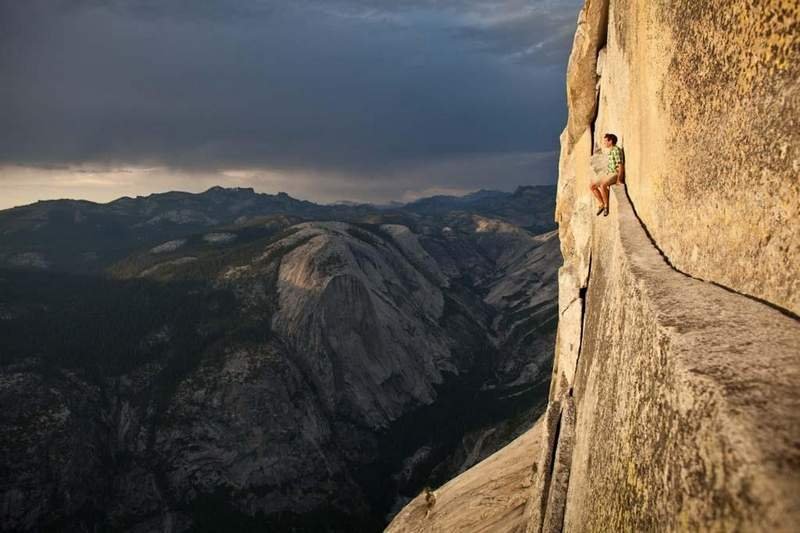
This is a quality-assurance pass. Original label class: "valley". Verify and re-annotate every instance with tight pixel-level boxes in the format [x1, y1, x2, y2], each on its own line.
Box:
[0, 186, 560, 531]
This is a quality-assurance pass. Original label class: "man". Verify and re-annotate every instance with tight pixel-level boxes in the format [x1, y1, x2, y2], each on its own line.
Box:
[590, 133, 625, 216]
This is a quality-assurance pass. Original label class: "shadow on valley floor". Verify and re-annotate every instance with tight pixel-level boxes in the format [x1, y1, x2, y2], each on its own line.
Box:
[0, 267, 552, 532]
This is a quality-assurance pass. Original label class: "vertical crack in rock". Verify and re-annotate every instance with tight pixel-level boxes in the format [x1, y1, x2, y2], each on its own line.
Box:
[541, 397, 576, 533]
[544, 409, 563, 505]
[529, 0, 610, 524]
[522, 401, 562, 533]
[573, 253, 592, 391]
[534, 246, 590, 532]
[622, 188, 800, 322]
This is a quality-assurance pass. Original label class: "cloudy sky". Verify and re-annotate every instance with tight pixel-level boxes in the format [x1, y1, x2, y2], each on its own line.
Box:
[0, 0, 582, 208]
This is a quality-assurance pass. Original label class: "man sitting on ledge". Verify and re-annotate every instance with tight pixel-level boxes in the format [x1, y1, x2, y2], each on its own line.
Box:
[590, 133, 625, 216]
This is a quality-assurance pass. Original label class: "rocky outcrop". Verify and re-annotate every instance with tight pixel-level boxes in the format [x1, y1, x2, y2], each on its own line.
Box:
[385, 420, 544, 533]
[388, 1, 799, 531]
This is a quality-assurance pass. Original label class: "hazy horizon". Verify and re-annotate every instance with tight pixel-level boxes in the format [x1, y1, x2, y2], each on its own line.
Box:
[0, 179, 559, 211]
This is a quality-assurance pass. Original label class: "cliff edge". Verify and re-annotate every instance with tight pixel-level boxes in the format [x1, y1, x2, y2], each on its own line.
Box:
[386, 1, 800, 531]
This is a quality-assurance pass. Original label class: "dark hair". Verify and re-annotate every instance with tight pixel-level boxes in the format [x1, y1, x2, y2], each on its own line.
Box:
[603, 133, 618, 145]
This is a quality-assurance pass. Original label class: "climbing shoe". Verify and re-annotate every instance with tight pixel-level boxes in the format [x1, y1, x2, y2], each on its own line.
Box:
[596, 205, 605, 216]
[603, 206, 609, 217]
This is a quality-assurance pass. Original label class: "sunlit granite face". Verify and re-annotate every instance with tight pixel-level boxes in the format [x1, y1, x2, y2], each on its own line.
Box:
[541, 1, 800, 532]
[594, 0, 800, 316]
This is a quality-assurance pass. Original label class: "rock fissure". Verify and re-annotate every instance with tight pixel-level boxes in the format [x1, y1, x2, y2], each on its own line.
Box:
[555, 184, 800, 531]
[540, 397, 575, 533]
[622, 186, 800, 323]
[544, 407, 563, 502]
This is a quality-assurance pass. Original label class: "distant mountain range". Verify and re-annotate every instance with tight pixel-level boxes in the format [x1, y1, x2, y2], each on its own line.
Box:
[0, 185, 555, 273]
[0, 185, 559, 531]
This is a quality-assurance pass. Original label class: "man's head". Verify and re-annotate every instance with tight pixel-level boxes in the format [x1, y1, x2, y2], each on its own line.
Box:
[602, 133, 618, 147]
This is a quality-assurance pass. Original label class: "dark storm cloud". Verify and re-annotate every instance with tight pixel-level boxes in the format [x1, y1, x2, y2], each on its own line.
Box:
[0, 0, 582, 197]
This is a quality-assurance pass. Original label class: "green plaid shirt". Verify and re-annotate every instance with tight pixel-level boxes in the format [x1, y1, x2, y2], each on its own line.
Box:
[607, 145, 624, 174]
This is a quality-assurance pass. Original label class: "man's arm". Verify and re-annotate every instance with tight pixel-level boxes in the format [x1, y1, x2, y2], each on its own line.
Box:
[616, 162, 625, 184]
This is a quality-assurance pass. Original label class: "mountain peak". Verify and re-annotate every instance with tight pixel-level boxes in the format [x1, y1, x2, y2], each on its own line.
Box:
[204, 186, 256, 195]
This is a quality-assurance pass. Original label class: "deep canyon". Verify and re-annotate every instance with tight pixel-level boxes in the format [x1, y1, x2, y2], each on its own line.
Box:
[0, 185, 561, 531]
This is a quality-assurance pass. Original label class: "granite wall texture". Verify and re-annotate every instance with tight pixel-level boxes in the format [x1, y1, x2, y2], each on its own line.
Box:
[594, 0, 800, 315]
[536, 0, 800, 531]
[387, 2, 800, 531]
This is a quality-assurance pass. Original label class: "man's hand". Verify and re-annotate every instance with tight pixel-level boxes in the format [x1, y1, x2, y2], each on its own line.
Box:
[616, 163, 625, 185]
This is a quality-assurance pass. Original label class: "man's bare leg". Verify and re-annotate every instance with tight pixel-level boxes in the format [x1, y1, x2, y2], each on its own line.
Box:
[600, 175, 617, 214]
[599, 183, 610, 208]
[590, 183, 604, 211]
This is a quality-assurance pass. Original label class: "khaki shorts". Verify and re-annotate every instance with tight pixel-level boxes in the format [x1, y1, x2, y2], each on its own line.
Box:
[592, 173, 618, 186]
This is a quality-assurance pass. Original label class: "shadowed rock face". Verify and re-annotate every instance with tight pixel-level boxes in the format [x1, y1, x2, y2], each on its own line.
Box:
[0, 193, 561, 531]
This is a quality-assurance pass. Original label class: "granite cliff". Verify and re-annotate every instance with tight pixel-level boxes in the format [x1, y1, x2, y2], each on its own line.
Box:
[387, 1, 800, 531]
